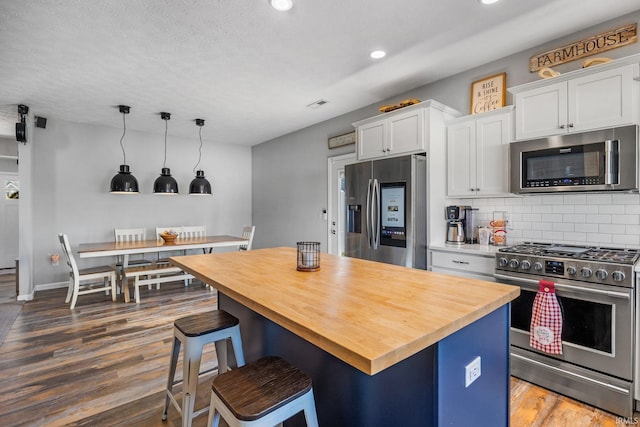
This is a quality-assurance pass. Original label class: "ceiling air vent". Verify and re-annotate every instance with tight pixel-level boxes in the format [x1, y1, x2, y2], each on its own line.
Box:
[307, 99, 328, 109]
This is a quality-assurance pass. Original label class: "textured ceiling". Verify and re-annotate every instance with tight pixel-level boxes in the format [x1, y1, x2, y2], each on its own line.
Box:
[0, 0, 638, 145]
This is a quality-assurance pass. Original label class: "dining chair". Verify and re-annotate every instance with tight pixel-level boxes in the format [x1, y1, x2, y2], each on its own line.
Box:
[239, 225, 255, 251]
[58, 234, 117, 309]
[181, 225, 208, 254]
[115, 227, 153, 290]
[114, 228, 152, 267]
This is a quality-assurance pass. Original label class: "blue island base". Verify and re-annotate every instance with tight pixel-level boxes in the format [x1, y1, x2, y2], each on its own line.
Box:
[219, 294, 510, 427]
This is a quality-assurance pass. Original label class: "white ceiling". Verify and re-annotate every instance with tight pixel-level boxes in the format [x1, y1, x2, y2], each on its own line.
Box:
[0, 0, 638, 145]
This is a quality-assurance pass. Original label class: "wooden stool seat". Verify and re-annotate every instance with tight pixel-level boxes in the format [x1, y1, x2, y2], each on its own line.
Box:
[162, 310, 245, 427]
[175, 310, 240, 337]
[209, 356, 318, 427]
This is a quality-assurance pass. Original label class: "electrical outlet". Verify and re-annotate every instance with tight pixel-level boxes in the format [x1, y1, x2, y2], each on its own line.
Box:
[465, 356, 481, 388]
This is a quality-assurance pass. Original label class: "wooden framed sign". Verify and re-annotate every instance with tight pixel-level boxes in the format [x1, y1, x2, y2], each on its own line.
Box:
[470, 72, 506, 115]
[530, 24, 637, 72]
[328, 131, 356, 149]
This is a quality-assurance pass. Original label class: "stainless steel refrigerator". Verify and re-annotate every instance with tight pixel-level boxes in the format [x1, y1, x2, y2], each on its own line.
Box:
[345, 154, 427, 269]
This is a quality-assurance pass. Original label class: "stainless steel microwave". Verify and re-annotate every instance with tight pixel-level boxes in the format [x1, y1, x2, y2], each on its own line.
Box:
[510, 125, 639, 194]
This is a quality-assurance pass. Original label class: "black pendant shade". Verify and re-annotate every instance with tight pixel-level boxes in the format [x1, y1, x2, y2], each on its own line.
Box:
[189, 118, 212, 195]
[110, 105, 139, 194]
[110, 164, 139, 194]
[153, 167, 179, 195]
[189, 170, 212, 195]
[154, 112, 179, 195]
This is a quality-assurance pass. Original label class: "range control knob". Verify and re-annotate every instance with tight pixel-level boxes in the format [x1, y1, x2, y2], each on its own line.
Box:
[509, 259, 520, 269]
[533, 262, 543, 272]
[595, 269, 608, 280]
[498, 257, 509, 267]
[567, 266, 577, 275]
[520, 260, 531, 270]
[580, 267, 593, 278]
[612, 271, 626, 282]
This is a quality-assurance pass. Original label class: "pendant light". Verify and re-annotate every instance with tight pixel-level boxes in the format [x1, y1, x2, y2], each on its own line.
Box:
[189, 119, 212, 195]
[110, 105, 140, 194]
[153, 112, 179, 195]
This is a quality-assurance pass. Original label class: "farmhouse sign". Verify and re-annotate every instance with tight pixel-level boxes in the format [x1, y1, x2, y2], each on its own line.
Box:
[529, 24, 637, 72]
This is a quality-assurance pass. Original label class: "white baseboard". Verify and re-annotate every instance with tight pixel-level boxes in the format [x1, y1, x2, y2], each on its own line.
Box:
[17, 292, 34, 301]
[35, 281, 68, 292]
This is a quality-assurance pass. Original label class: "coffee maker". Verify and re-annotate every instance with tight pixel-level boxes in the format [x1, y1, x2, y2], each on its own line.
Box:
[445, 205, 468, 244]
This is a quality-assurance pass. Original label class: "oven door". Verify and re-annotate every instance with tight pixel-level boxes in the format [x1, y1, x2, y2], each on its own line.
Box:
[495, 272, 633, 380]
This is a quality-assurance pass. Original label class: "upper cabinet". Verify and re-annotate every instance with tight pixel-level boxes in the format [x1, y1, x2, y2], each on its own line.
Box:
[353, 101, 461, 161]
[510, 55, 640, 141]
[446, 106, 513, 198]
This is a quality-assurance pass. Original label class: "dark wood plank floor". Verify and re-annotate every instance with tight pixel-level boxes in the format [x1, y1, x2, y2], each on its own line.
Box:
[0, 274, 635, 426]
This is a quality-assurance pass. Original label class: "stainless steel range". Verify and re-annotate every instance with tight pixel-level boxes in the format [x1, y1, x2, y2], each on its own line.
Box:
[494, 242, 639, 417]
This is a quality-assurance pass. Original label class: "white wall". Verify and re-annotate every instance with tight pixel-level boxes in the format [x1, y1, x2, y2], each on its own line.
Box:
[30, 119, 251, 289]
[0, 136, 18, 173]
[252, 10, 640, 251]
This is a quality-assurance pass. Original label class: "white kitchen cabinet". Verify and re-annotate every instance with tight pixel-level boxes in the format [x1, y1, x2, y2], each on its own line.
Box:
[447, 106, 513, 198]
[429, 248, 496, 282]
[355, 105, 425, 160]
[510, 57, 640, 141]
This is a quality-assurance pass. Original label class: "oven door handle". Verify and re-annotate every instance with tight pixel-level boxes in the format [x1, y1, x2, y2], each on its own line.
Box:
[494, 273, 631, 300]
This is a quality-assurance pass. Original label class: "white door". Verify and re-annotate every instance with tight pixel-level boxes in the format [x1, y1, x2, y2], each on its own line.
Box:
[328, 153, 356, 255]
[0, 173, 19, 268]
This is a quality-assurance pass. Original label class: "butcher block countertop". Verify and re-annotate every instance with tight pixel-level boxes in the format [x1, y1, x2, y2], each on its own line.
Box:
[171, 247, 520, 375]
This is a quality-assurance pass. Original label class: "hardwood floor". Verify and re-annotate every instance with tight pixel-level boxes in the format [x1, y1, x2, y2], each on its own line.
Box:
[0, 275, 636, 426]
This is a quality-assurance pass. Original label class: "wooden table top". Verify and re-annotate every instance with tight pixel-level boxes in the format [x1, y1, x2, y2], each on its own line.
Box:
[171, 247, 520, 375]
[77, 235, 247, 257]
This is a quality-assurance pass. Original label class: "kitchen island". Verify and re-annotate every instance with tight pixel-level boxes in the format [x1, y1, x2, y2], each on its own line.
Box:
[171, 247, 519, 426]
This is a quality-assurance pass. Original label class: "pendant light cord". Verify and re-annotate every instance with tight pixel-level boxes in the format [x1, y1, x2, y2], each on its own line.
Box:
[194, 125, 203, 174]
[119, 112, 127, 165]
[163, 117, 168, 168]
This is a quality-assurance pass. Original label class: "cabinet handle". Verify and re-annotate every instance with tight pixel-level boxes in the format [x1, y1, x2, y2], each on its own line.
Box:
[559, 124, 566, 129]
[568, 123, 574, 128]
[452, 260, 470, 265]
[470, 188, 475, 192]
[475, 188, 480, 191]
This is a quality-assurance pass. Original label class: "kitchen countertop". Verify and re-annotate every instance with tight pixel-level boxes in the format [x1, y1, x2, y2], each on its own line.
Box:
[171, 247, 519, 375]
[429, 243, 503, 256]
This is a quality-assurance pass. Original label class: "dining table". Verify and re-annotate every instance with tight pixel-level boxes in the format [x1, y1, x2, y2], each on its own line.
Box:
[77, 235, 248, 268]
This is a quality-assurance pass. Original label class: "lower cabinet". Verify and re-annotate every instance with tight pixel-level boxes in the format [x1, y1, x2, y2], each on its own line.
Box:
[429, 248, 495, 281]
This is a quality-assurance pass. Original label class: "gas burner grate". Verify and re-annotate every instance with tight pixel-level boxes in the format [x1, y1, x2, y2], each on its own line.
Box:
[499, 242, 640, 265]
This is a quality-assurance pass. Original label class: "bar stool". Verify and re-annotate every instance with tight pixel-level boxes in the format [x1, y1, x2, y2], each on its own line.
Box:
[162, 310, 245, 427]
[207, 356, 319, 427]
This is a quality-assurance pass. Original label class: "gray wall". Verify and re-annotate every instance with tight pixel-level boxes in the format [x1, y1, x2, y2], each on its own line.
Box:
[32, 119, 251, 287]
[252, 10, 640, 250]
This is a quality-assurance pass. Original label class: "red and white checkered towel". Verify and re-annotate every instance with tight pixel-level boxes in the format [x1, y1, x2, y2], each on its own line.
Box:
[529, 280, 563, 354]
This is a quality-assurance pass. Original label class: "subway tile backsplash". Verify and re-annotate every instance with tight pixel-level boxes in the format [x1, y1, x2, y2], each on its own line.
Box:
[455, 193, 640, 249]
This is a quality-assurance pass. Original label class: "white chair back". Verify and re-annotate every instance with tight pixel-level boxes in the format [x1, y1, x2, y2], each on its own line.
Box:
[115, 227, 146, 243]
[181, 225, 206, 239]
[240, 225, 255, 251]
[58, 233, 80, 280]
[155, 226, 182, 240]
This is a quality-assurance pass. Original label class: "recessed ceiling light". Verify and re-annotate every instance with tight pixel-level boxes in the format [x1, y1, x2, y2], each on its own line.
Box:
[370, 50, 386, 59]
[270, 0, 293, 11]
[479, 0, 500, 4]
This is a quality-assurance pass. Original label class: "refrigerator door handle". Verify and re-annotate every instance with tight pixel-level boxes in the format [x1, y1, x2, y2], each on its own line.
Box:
[366, 178, 373, 249]
[372, 178, 380, 250]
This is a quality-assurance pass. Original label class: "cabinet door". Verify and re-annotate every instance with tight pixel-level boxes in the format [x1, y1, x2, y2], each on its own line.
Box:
[475, 112, 511, 196]
[357, 120, 386, 160]
[447, 120, 475, 197]
[388, 108, 425, 155]
[514, 82, 567, 140]
[569, 64, 636, 132]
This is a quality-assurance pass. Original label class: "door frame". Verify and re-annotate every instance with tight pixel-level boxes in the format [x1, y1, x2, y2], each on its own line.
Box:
[327, 153, 356, 255]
